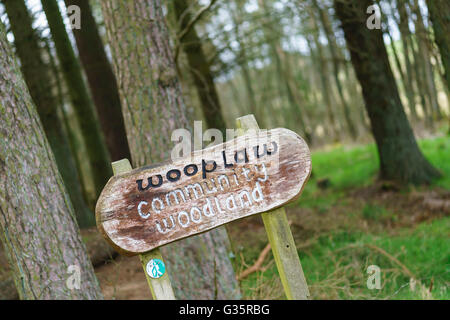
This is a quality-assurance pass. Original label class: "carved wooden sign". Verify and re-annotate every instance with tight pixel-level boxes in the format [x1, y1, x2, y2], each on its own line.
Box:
[96, 128, 311, 255]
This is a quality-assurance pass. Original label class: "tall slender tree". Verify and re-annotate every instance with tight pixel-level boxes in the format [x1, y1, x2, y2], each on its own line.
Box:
[0, 20, 102, 299]
[64, 0, 131, 162]
[2, 0, 93, 227]
[100, 0, 241, 299]
[334, 0, 440, 184]
[41, 0, 112, 198]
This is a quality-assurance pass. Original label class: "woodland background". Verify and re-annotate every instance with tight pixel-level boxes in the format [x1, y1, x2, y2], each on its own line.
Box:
[0, 0, 448, 300]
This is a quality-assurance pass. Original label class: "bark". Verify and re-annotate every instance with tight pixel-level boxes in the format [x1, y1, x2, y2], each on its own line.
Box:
[3, 0, 94, 227]
[334, 0, 441, 185]
[100, 0, 241, 299]
[64, 0, 131, 162]
[0, 21, 102, 299]
[426, 0, 450, 92]
[41, 0, 112, 198]
[173, 0, 227, 133]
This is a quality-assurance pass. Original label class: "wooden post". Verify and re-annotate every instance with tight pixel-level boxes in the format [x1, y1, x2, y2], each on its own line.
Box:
[111, 159, 176, 300]
[236, 115, 310, 300]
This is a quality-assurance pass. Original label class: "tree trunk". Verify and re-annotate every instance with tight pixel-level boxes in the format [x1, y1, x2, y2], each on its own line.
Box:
[100, 0, 241, 300]
[172, 0, 227, 133]
[334, 0, 441, 185]
[41, 0, 112, 198]
[426, 0, 450, 92]
[64, 0, 131, 162]
[3, 0, 94, 227]
[0, 20, 102, 299]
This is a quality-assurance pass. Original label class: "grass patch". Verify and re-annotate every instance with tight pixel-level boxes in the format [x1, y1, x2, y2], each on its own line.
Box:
[239, 217, 449, 300]
[237, 135, 449, 299]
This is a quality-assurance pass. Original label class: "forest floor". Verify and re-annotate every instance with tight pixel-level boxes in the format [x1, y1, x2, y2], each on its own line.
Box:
[93, 133, 450, 300]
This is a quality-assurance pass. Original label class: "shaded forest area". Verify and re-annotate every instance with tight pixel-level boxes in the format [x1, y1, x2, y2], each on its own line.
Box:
[0, 0, 448, 300]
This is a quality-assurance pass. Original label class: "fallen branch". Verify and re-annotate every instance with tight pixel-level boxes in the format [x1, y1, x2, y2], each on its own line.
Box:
[237, 243, 271, 281]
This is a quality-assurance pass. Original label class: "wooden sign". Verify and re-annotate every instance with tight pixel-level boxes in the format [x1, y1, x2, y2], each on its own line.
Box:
[96, 128, 311, 255]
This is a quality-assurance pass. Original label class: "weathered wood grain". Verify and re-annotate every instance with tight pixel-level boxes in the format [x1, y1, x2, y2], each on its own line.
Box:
[96, 128, 311, 255]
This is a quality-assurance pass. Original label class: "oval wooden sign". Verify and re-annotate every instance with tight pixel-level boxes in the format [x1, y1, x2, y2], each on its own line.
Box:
[96, 128, 311, 255]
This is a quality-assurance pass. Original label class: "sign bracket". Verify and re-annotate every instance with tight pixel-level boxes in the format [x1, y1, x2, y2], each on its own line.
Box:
[236, 115, 310, 300]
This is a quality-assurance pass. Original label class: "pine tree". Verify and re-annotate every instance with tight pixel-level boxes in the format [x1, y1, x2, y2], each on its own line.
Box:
[334, 0, 440, 184]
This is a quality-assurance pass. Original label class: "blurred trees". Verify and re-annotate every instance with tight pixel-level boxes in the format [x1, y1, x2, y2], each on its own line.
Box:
[2, 0, 93, 227]
[0, 20, 102, 299]
[0, 0, 448, 300]
[64, 0, 130, 162]
[426, 0, 450, 92]
[334, 0, 440, 184]
[172, 0, 227, 134]
[41, 0, 112, 200]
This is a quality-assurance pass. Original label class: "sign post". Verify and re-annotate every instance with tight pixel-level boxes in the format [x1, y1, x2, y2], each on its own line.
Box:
[110, 159, 175, 300]
[236, 115, 309, 300]
[97, 114, 311, 300]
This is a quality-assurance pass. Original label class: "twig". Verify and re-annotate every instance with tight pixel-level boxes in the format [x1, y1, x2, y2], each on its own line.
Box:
[363, 243, 415, 279]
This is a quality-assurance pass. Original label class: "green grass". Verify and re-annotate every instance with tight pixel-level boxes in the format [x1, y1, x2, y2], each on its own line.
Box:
[238, 135, 450, 300]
